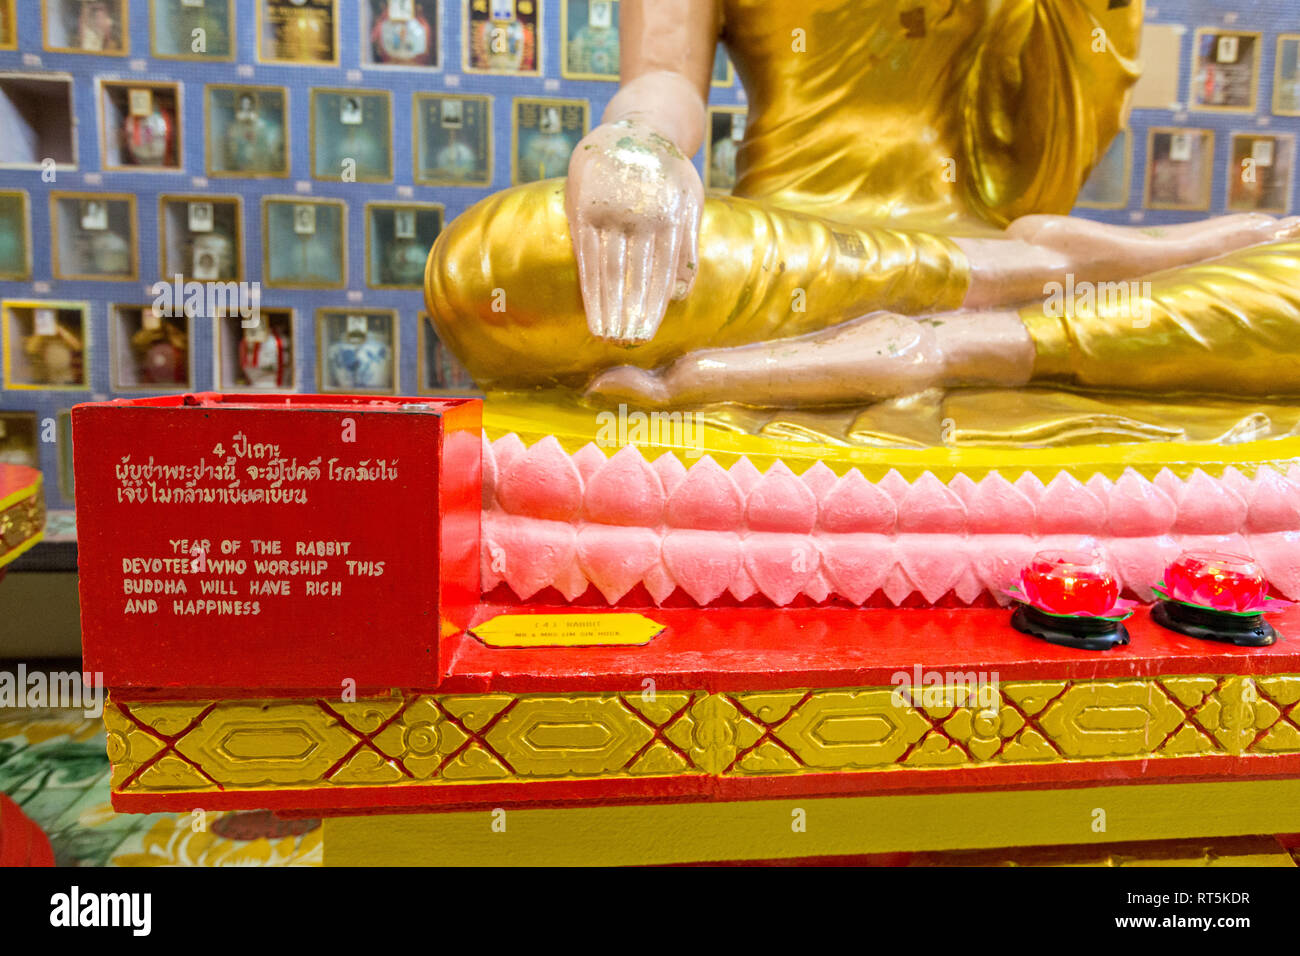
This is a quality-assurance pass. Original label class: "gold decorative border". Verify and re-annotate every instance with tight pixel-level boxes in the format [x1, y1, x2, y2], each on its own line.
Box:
[105, 674, 1300, 795]
[0, 477, 45, 570]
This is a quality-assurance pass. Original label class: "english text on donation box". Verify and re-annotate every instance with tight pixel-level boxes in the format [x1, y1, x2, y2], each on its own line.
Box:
[72, 394, 482, 692]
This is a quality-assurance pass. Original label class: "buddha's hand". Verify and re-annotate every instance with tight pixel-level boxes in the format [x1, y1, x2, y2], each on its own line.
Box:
[565, 119, 703, 346]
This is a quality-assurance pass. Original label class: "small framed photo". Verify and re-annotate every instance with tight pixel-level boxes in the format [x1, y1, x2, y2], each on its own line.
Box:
[1190, 29, 1260, 113]
[310, 89, 393, 182]
[711, 44, 733, 87]
[151, 0, 233, 60]
[0, 412, 40, 469]
[0, 74, 77, 171]
[316, 308, 399, 394]
[51, 192, 137, 280]
[1144, 127, 1214, 211]
[110, 304, 192, 389]
[1227, 133, 1294, 214]
[2, 299, 90, 390]
[0, 0, 16, 50]
[160, 195, 242, 282]
[419, 312, 477, 393]
[207, 85, 290, 177]
[258, 0, 338, 65]
[263, 197, 346, 288]
[364, 0, 439, 68]
[43, 0, 127, 55]
[705, 107, 746, 193]
[465, 0, 541, 75]
[1275, 35, 1300, 117]
[511, 97, 588, 184]
[365, 202, 443, 288]
[100, 80, 182, 171]
[562, 0, 619, 81]
[0, 192, 30, 280]
[1075, 130, 1131, 209]
[414, 93, 492, 186]
[215, 306, 296, 390]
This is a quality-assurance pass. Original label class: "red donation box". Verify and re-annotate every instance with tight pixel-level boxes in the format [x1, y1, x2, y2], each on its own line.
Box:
[72, 393, 482, 694]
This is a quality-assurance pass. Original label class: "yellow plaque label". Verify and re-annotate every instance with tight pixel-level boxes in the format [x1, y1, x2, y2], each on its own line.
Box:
[471, 613, 664, 648]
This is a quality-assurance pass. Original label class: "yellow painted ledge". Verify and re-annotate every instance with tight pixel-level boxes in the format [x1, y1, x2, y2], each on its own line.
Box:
[324, 779, 1300, 866]
[481, 392, 1300, 483]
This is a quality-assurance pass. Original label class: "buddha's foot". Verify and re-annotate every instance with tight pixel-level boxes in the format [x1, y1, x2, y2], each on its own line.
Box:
[584, 311, 1011, 409]
[962, 213, 1300, 309]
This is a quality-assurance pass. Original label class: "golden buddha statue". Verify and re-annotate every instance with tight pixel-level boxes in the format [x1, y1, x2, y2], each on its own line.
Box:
[425, 0, 1300, 447]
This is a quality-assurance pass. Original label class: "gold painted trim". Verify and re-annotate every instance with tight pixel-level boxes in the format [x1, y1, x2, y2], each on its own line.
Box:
[308, 88, 395, 184]
[0, 190, 31, 280]
[314, 307, 401, 395]
[482, 391, 1300, 483]
[324, 778, 1300, 866]
[1143, 126, 1215, 212]
[148, 0, 236, 61]
[105, 673, 1300, 796]
[156, 194, 245, 284]
[0, 477, 44, 570]
[1188, 28, 1262, 115]
[363, 200, 444, 290]
[260, 197, 348, 290]
[203, 84, 291, 179]
[2, 298, 92, 391]
[412, 92, 494, 187]
[509, 96, 589, 186]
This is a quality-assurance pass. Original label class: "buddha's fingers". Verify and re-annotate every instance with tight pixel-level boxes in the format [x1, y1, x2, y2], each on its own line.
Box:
[620, 231, 659, 345]
[617, 225, 680, 345]
[598, 230, 628, 342]
[671, 190, 702, 301]
[575, 223, 607, 339]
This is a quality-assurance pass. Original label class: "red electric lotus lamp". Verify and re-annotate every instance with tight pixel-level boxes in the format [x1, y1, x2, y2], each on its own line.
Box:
[1006, 549, 1137, 650]
[1152, 551, 1289, 647]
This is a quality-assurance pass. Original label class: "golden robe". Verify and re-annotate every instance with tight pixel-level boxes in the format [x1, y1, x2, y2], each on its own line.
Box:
[425, 0, 1300, 446]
